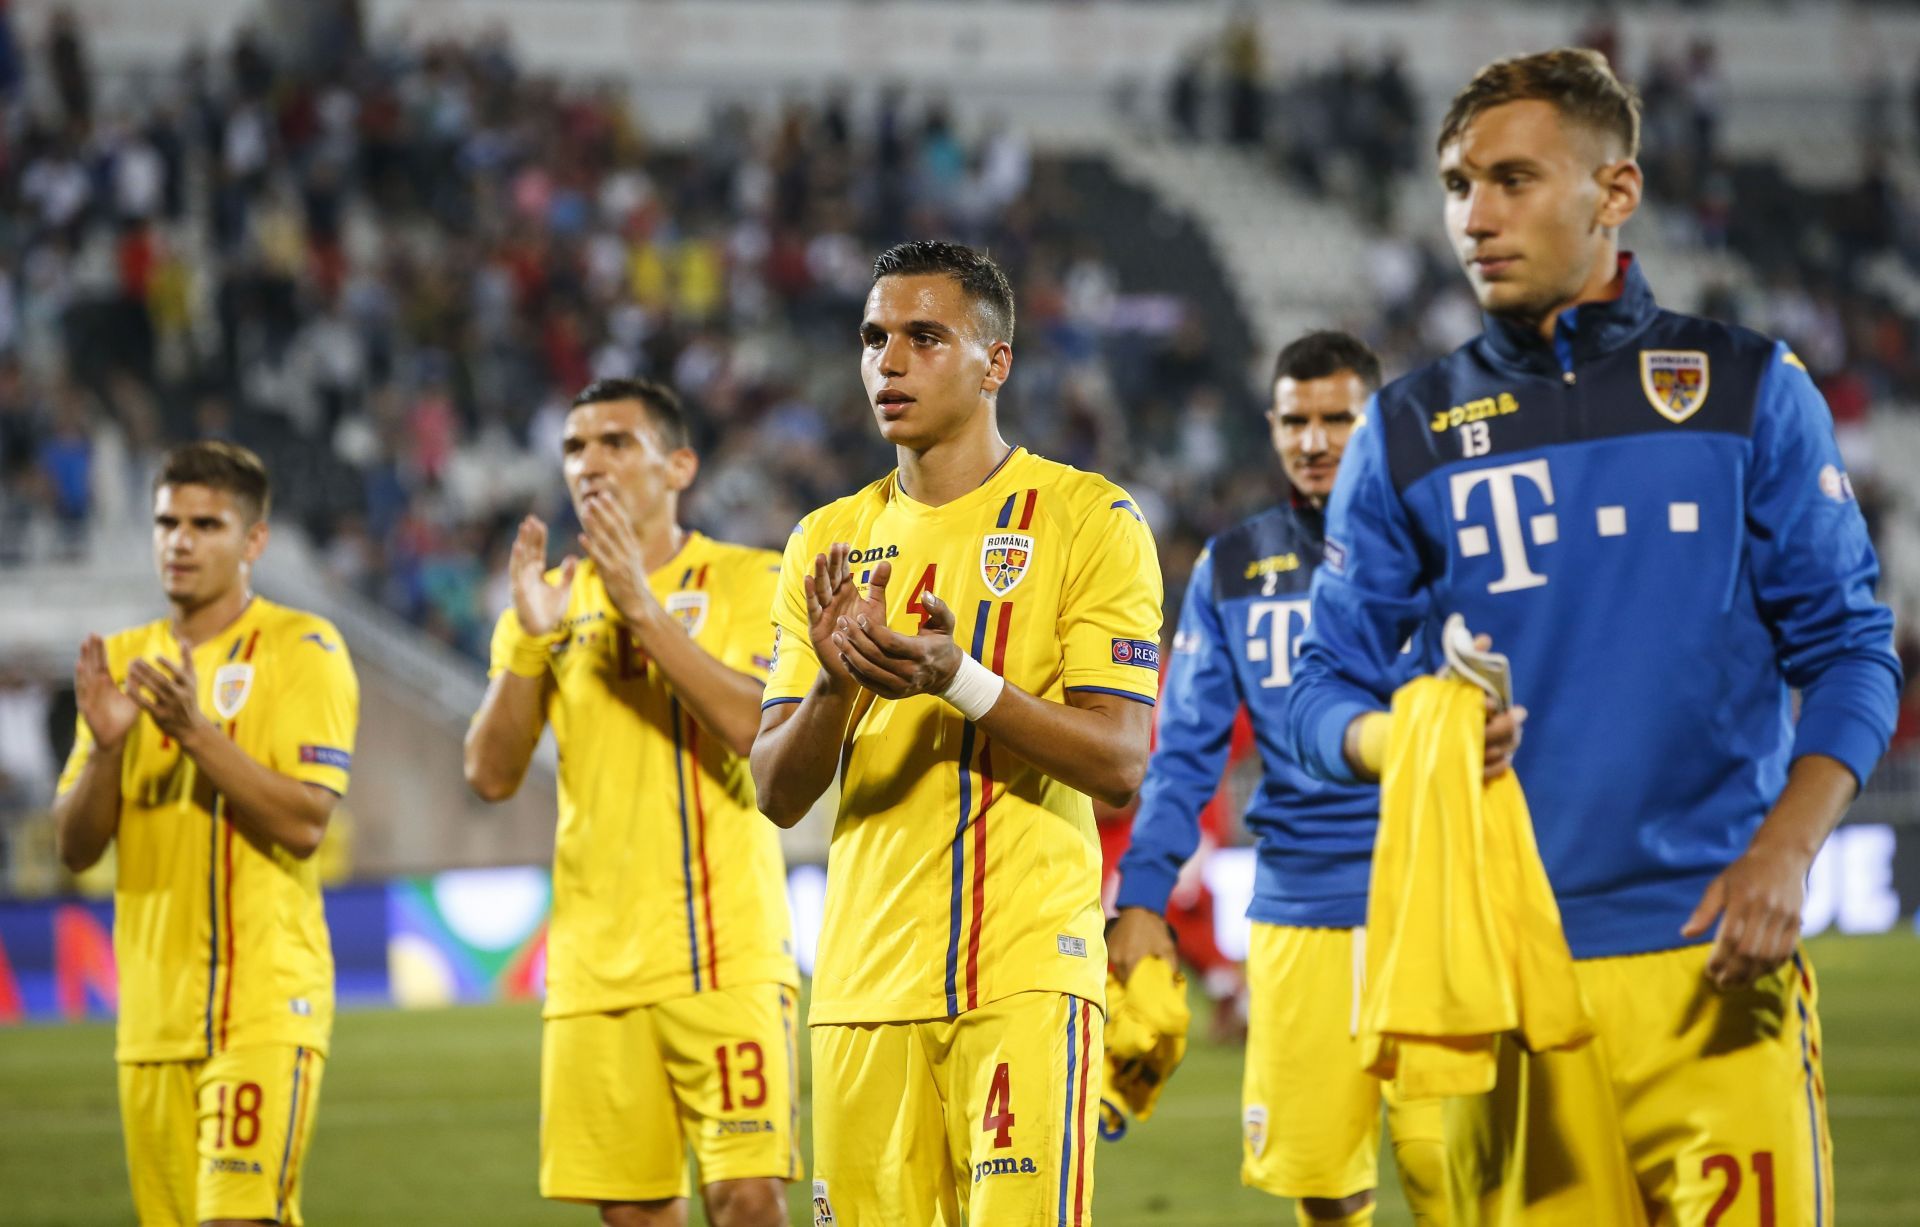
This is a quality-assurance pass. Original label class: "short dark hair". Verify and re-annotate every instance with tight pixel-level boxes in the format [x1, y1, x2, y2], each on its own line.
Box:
[155, 441, 271, 523]
[871, 240, 1016, 344]
[570, 377, 690, 451]
[1271, 330, 1383, 392]
[1437, 48, 1641, 159]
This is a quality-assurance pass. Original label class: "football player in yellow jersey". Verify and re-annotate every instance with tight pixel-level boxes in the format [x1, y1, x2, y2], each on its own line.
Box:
[464, 378, 798, 1227]
[753, 240, 1163, 1226]
[52, 441, 358, 1227]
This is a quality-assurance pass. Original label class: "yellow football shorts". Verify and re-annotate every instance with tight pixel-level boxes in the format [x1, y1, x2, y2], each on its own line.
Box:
[1447, 942, 1831, 1226]
[119, 1044, 325, 1226]
[810, 990, 1103, 1227]
[1242, 922, 1445, 1213]
[541, 981, 801, 1204]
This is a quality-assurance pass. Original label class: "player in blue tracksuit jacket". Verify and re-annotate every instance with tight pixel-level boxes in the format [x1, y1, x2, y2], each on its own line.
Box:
[1287, 50, 1900, 1227]
[1110, 333, 1445, 1227]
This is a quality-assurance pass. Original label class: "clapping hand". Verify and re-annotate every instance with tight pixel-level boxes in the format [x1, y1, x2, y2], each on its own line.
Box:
[74, 635, 139, 750]
[578, 493, 660, 625]
[125, 644, 210, 744]
[830, 565, 964, 700]
[807, 544, 884, 693]
[510, 516, 577, 637]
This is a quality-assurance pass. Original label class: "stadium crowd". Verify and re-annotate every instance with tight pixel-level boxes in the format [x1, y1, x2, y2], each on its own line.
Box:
[0, 7, 1914, 743]
[0, 7, 1271, 659]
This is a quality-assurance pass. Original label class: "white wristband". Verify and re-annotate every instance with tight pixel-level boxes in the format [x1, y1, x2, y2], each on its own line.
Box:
[938, 654, 1006, 722]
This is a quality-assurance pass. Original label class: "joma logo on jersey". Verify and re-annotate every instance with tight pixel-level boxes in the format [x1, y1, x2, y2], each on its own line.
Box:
[208, 1157, 264, 1175]
[973, 1156, 1039, 1182]
[1430, 391, 1519, 433]
[1641, 350, 1710, 423]
[981, 533, 1033, 595]
[848, 545, 898, 564]
[1242, 553, 1300, 580]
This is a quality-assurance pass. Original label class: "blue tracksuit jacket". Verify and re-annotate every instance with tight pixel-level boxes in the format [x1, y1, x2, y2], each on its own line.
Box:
[1288, 258, 1900, 959]
[1118, 496, 1427, 928]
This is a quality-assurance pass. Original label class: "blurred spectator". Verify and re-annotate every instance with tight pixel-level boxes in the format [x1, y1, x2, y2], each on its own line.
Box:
[0, 666, 58, 879]
[1910, 52, 1920, 162]
[1169, 46, 1204, 142]
[1222, 10, 1266, 148]
[1685, 38, 1724, 171]
[0, 0, 21, 105]
[1245, 48, 1421, 226]
[45, 5, 89, 129]
[0, 359, 46, 565]
[1576, 11, 1622, 76]
[38, 381, 92, 558]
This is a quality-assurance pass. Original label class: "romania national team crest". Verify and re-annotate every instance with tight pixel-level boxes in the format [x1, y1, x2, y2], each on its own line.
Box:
[212, 662, 254, 720]
[1243, 1105, 1268, 1157]
[981, 532, 1033, 596]
[1640, 350, 1710, 424]
[664, 590, 709, 636]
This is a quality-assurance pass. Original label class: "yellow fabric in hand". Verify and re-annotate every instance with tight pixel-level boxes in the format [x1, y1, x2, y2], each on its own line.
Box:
[1355, 710, 1393, 777]
[1359, 676, 1593, 1100]
[1103, 955, 1191, 1122]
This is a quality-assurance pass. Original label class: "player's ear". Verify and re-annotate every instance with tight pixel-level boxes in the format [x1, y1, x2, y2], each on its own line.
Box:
[1594, 157, 1642, 232]
[665, 446, 699, 494]
[242, 516, 270, 564]
[981, 340, 1013, 396]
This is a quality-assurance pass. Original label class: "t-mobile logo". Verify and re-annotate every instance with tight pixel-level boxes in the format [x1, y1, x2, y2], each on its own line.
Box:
[1246, 598, 1311, 688]
[1449, 459, 1556, 593]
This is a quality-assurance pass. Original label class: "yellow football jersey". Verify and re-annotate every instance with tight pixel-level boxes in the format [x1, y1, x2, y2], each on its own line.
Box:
[55, 598, 358, 1063]
[489, 533, 798, 1018]
[765, 448, 1164, 1024]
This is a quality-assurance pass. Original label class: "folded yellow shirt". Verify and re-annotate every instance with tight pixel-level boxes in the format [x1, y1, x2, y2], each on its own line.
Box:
[1359, 676, 1593, 1099]
[1101, 955, 1191, 1131]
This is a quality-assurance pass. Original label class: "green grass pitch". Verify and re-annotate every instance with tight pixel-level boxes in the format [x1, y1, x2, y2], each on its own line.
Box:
[3, 932, 1916, 1224]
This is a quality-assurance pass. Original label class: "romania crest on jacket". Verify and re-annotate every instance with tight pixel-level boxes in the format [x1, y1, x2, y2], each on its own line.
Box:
[1640, 349, 1709, 423]
[980, 532, 1033, 595]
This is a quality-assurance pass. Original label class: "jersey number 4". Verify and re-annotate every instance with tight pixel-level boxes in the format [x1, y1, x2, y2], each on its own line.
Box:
[905, 564, 940, 632]
[982, 1061, 1016, 1149]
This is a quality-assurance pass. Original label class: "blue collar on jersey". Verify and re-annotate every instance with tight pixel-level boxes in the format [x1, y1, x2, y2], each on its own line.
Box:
[1475, 254, 1660, 378]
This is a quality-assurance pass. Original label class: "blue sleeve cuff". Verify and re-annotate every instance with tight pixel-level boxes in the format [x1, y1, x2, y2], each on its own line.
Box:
[1065, 685, 1157, 706]
[1113, 859, 1178, 915]
[1793, 702, 1896, 791]
[1791, 655, 1900, 789]
[1312, 699, 1377, 786]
